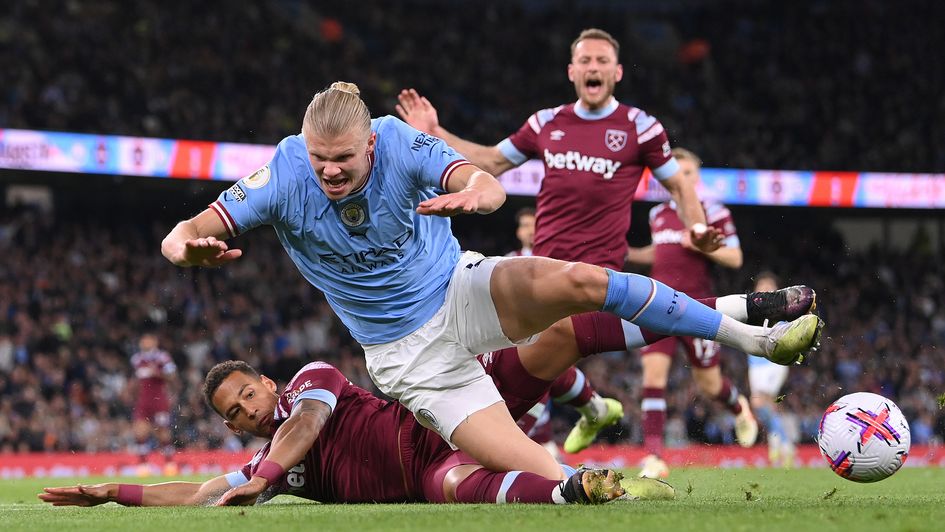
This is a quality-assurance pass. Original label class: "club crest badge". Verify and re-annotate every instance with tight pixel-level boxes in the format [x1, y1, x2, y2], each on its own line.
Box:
[605, 129, 627, 152]
[340, 201, 367, 227]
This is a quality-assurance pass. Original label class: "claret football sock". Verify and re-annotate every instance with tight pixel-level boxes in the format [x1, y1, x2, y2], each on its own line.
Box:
[569, 311, 667, 354]
[641, 387, 666, 457]
[454, 469, 565, 504]
[550, 367, 595, 408]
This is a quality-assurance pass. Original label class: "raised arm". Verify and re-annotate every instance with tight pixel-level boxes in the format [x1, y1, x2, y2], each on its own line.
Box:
[396, 89, 517, 176]
[702, 245, 743, 269]
[216, 399, 331, 506]
[161, 209, 243, 267]
[39, 475, 233, 507]
[659, 173, 723, 253]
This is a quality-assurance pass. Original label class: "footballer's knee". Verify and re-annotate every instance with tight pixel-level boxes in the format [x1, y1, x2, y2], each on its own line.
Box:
[556, 262, 608, 308]
[441, 464, 483, 503]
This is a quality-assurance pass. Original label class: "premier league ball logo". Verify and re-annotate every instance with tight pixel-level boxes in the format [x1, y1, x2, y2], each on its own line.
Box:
[605, 129, 627, 152]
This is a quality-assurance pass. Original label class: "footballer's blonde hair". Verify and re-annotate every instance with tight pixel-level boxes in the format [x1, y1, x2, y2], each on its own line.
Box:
[570, 28, 620, 59]
[671, 147, 703, 167]
[303, 81, 372, 140]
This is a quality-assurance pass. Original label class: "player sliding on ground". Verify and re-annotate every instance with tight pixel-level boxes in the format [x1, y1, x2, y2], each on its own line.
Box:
[161, 81, 823, 485]
[39, 298, 813, 507]
[39, 314, 682, 507]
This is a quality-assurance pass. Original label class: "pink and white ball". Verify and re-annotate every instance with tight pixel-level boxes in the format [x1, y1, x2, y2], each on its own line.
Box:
[818, 392, 911, 482]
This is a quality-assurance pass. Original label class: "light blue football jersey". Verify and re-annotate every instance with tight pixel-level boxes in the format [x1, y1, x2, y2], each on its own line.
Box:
[212, 116, 469, 344]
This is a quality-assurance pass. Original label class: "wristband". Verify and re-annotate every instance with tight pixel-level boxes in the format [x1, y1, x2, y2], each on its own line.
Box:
[253, 460, 285, 486]
[116, 484, 144, 506]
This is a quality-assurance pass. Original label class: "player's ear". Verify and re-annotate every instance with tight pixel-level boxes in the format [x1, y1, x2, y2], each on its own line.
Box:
[567, 62, 575, 82]
[615, 63, 624, 83]
[366, 132, 376, 154]
[260, 375, 278, 394]
[224, 420, 241, 435]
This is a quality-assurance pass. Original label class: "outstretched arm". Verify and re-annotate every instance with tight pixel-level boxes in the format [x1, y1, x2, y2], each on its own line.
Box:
[161, 209, 243, 267]
[39, 475, 233, 507]
[396, 89, 517, 176]
[216, 399, 331, 506]
[416, 164, 506, 217]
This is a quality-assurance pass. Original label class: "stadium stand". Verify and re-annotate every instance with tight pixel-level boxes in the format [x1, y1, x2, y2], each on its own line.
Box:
[2, 0, 942, 171]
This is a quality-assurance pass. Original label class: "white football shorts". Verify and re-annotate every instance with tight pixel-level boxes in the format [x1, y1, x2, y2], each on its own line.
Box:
[363, 251, 537, 445]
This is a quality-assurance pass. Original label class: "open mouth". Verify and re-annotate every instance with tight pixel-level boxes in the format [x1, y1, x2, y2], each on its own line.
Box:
[323, 176, 350, 194]
[585, 78, 604, 96]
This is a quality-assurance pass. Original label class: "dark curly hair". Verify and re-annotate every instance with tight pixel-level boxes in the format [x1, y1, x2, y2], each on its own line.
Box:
[203, 360, 259, 415]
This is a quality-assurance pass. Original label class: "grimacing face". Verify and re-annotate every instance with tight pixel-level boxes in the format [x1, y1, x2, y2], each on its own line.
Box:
[211, 371, 280, 438]
[568, 38, 623, 110]
[304, 128, 376, 201]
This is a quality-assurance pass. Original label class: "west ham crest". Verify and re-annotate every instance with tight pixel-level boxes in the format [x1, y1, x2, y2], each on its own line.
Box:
[605, 129, 628, 152]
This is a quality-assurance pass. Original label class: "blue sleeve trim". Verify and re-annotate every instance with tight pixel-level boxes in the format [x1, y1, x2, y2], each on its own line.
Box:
[723, 235, 741, 248]
[652, 158, 680, 180]
[497, 138, 528, 166]
[225, 471, 249, 488]
[293, 389, 338, 414]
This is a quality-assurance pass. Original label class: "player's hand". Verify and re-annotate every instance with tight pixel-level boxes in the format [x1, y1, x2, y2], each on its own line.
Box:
[38, 484, 115, 506]
[215, 476, 267, 506]
[396, 88, 440, 135]
[176, 237, 243, 267]
[682, 224, 725, 253]
[416, 190, 482, 217]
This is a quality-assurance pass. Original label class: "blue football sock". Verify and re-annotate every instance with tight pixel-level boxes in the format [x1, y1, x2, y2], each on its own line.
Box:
[601, 270, 722, 340]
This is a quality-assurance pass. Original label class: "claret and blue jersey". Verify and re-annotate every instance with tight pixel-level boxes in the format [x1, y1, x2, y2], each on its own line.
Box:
[212, 116, 469, 344]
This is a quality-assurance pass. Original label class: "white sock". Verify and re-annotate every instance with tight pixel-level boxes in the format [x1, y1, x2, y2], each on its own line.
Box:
[715, 294, 748, 322]
[714, 315, 767, 355]
[620, 319, 647, 349]
[577, 393, 608, 421]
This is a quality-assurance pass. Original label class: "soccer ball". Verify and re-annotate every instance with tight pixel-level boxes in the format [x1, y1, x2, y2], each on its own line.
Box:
[818, 392, 910, 482]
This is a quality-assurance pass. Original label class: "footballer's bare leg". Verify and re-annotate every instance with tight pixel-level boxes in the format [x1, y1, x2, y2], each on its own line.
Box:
[450, 403, 566, 481]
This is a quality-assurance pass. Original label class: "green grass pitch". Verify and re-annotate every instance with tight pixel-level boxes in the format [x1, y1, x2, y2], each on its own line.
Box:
[2, 468, 942, 532]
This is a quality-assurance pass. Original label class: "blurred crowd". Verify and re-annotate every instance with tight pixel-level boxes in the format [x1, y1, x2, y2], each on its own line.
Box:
[0, 206, 373, 453]
[1, 205, 943, 454]
[2, 0, 943, 172]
